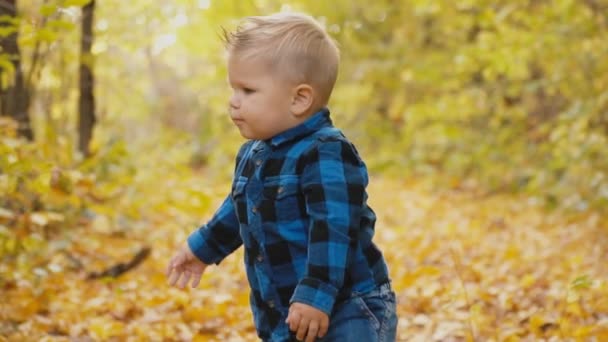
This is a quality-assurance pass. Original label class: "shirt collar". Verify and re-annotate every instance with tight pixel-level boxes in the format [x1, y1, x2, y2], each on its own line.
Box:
[267, 108, 332, 148]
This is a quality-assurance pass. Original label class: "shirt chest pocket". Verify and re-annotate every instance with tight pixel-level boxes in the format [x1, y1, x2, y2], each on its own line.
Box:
[261, 175, 302, 222]
[232, 178, 249, 225]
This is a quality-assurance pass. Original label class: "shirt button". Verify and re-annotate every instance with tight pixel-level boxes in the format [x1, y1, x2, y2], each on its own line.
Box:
[252, 206, 258, 213]
[255, 160, 262, 166]
[277, 187, 284, 194]
[267, 300, 275, 308]
[256, 255, 263, 262]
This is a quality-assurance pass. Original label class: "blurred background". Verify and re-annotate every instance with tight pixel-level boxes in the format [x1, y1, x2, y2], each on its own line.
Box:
[1, 0, 607, 340]
[4, 0, 608, 208]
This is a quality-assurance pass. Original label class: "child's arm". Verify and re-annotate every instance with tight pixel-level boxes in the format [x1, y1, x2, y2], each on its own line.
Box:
[167, 194, 242, 288]
[186, 194, 243, 264]
[287, 138, 367, 340]
[167, 141, 253, 288]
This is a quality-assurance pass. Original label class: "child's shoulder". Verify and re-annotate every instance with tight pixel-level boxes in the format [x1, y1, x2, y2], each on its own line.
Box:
[301, 126, 365, 165]
[284, 125, 347, 158]
[301, 125, 350, 148]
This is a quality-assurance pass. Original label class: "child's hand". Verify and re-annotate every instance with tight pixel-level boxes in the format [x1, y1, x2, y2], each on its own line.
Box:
[286, 302, 329, 342]
[166, 244, 208, 289]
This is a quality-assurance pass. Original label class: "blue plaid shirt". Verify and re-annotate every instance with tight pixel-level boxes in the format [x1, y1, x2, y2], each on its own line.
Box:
[187, 108, 391, 341]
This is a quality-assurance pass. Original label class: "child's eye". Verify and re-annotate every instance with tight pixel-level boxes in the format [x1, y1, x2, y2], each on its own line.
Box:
[243, 88, 255, 94]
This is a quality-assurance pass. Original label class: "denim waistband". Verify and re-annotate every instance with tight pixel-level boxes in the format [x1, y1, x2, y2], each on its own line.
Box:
[336, 281, 393, 302]
[354, 281, 392, 296]
[376, 282, 392, 294]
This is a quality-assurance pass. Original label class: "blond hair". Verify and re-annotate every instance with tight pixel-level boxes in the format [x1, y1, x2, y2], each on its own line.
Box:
[223, 12, 340, 106]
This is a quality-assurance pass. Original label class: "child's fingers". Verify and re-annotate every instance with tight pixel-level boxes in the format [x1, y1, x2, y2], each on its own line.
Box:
[287, 311, 301, 332]
[166, 256, 177, 277]
[191, 272, 202, 288]
[305, 320, 319, 342]
[178, 270, 192, 289]
[295, 317, 310, 341]
[318, 317, 329, 338]
[285, 310, 291, 324]
[167, 253, 185, 275]
[166, 263, 173, 278]
[168, 267, 182, 286]
[166, 261, 179, 278]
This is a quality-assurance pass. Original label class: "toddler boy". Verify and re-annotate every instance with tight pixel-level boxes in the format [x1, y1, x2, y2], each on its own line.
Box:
[167, 12, 397, 342]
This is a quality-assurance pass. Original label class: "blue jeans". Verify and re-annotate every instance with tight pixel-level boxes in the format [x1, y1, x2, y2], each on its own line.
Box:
[290, 283, 398, 341]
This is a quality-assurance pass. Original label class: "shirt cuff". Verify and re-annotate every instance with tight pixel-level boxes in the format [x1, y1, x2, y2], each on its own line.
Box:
[290, 277, 339, 315]
[187, 228, 224, 265]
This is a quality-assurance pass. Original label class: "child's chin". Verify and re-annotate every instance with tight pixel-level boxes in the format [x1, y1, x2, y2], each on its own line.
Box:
[239, 130, 257, 140]
[238, 129, 266, 140]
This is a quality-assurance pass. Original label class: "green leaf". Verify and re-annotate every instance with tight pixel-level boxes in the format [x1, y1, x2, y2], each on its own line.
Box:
[0, 26, 17, 38]
[40, 4, 58, 17]
[35, 28, 59, 43]
[0, 55, 15, 74]
[63, 0, 93, 7]
[571, 275, 592, 290]
[0, 15, 20, 25]
[48, 19, 77, 31]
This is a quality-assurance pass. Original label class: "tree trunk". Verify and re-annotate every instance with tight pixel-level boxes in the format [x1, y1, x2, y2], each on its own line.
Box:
[0, 0, 33, 140]
[78, 0, 96, 156]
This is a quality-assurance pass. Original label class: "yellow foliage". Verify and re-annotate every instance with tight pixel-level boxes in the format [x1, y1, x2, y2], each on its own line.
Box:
[2, 2, 608, 340]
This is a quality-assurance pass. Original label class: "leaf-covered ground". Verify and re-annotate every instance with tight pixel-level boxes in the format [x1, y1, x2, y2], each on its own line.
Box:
[1, 141, 607, 341]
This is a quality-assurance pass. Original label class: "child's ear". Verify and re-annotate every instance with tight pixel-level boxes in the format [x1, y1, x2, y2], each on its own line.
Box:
[290, 84, 314, 117]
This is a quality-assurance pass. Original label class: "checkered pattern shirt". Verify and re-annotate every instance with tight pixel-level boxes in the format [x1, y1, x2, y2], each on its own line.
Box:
[187, 108, 391, 341]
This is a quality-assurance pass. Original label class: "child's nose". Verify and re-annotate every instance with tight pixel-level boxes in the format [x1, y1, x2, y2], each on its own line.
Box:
[229, 93, 240, 109]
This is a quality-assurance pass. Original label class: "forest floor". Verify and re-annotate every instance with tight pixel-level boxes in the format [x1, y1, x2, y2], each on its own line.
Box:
[1, 159, 607, 341]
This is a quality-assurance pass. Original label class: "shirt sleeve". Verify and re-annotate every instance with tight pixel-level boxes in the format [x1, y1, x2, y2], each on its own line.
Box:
[187, 141, 253, 265]
[187, 194, 242, 265]
[290, 137, 367, 315]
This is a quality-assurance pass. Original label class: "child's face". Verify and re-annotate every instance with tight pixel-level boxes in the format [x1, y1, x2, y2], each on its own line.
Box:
[227, 56, 299, 140]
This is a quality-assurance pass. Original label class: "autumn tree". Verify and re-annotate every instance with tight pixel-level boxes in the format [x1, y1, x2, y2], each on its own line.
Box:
[0, 0, 32, 140]
[78, 0, 95, 156]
